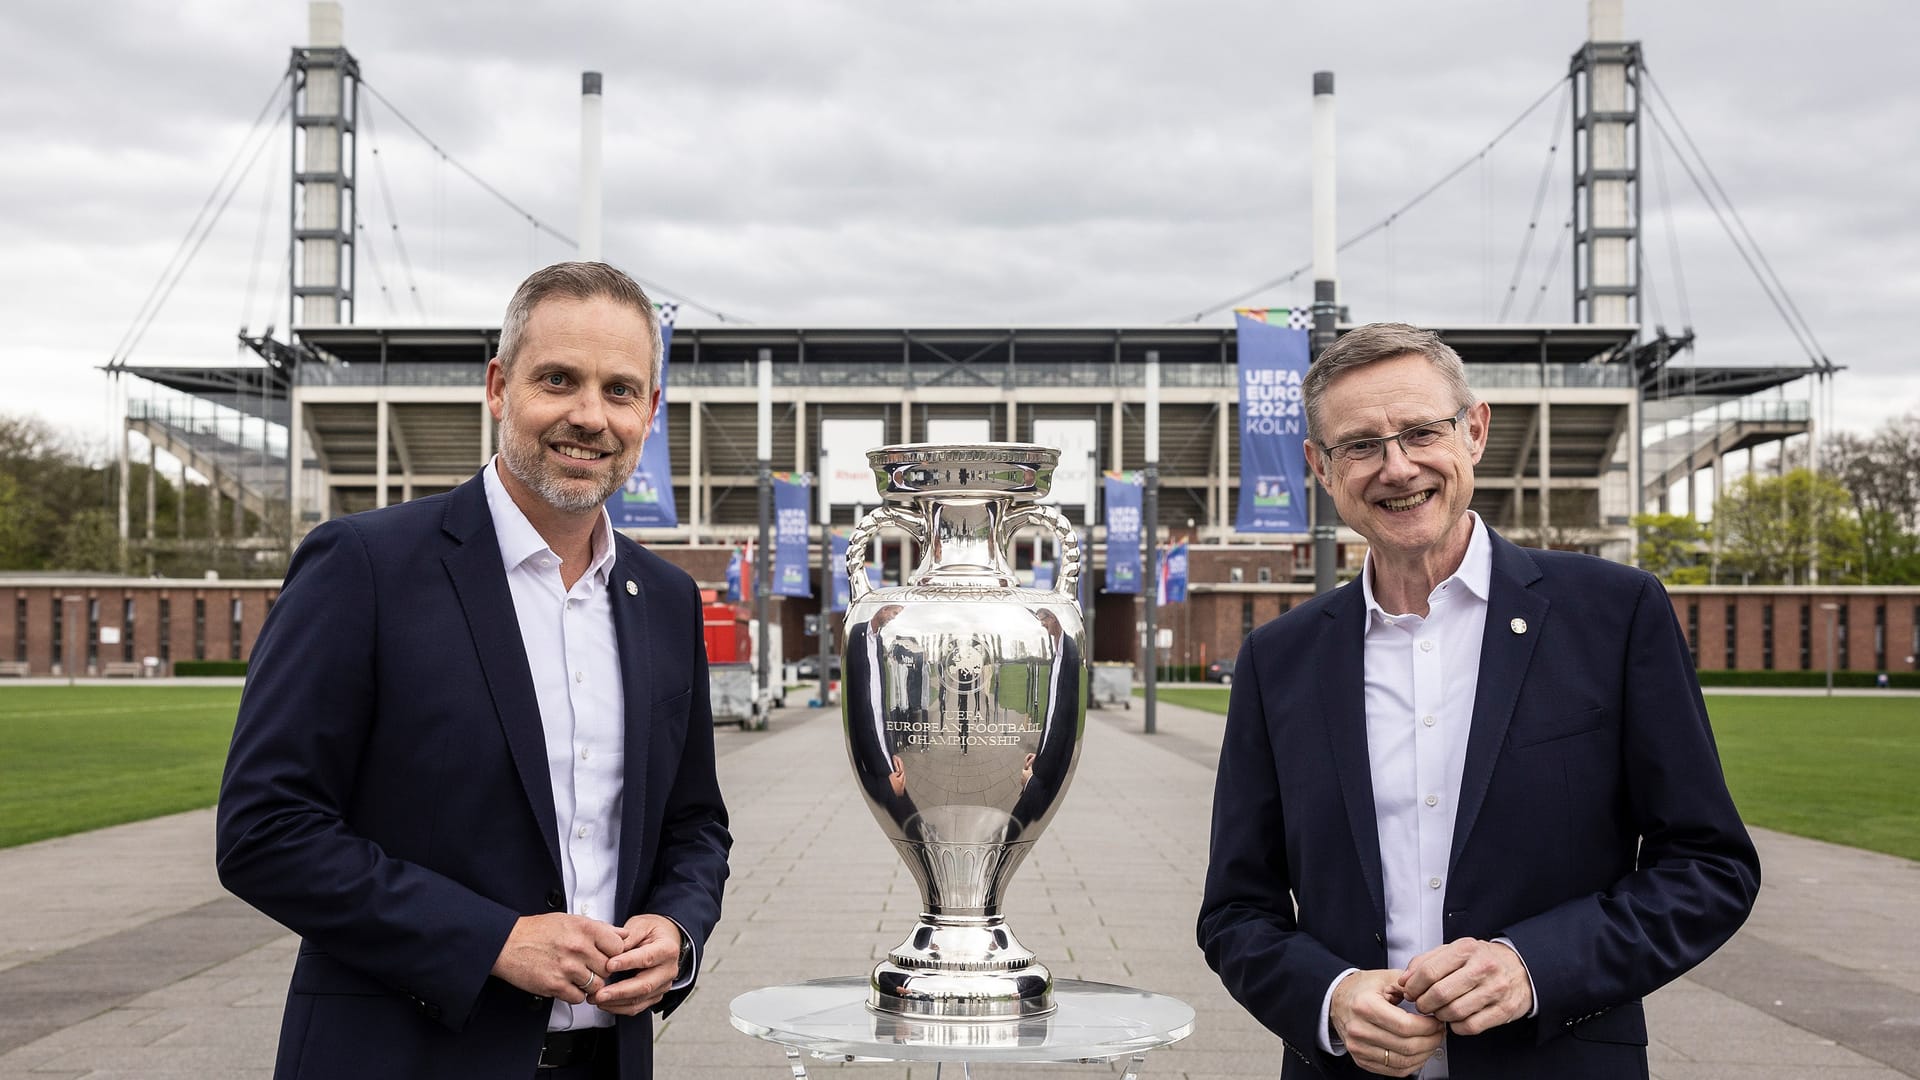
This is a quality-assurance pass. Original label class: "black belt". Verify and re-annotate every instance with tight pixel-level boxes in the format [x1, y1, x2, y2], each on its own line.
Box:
[538, 1026, 612, 1070]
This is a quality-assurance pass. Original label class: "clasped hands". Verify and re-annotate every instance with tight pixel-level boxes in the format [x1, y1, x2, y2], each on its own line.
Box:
[491, 912, 684, 1016]
[1331, 937, 1532, 1077]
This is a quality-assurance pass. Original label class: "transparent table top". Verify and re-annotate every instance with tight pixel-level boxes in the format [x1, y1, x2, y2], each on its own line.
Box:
[729, 976, 1195, 1064]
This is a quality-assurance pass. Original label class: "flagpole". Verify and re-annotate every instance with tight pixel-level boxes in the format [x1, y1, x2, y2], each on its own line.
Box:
[755, 349, 773, 727]
[1082, 447, 1096, 670]
[817, 444, 832, 709]
[1143, 349, 1160, 735]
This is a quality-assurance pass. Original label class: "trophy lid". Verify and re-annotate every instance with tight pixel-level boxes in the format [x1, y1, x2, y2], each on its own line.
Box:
[868, 443, 1058, 501]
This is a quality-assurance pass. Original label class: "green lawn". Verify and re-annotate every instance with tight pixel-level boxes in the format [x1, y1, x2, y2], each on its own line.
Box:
[1140, 686, 1920, 862]
[1708, 696, 1920, 862]
[3, 685, 1916, 862]
[0, 686, 242, 848]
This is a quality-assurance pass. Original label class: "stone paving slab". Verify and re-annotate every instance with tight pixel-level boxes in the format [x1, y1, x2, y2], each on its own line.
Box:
[0, 699, 1913, 1078]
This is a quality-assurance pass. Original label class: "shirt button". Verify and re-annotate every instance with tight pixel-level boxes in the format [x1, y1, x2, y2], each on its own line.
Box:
[1422, 715, 1436, 727]
[575, 671, 584, 683]
[577, 825, 591, 839]
[580, 747, 591, 761]
[1425, 794, 1439, 807]
[1419, 640, 1434, 652]
[1429, 877, 1442, 889]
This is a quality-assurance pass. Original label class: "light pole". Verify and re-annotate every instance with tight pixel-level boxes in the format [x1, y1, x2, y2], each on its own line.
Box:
[1821, 602, 1838, 696]
[1310, 70, 1341, 596]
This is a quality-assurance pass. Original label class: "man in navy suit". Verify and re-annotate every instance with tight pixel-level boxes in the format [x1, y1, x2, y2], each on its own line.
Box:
[218, 262, 731, 1079]
[1197, 323, 1759, 1078]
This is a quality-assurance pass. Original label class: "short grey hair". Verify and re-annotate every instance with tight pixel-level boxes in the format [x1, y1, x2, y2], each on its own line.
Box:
[1302, 322, 1474, 444]
[495, 261, 663, 390]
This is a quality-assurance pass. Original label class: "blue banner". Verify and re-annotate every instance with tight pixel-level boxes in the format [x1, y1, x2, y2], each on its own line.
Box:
[609, 304, 680, 527]
[830, 531, 849, 613]
[773, 473, 812, 597]
[1234, 310, 1310, 532]
[1103, 471, 1142, 594]
[829, 529, 879, 613]
[724, 546, 742, 603]
[1032, 563, 1054, 591]
[1158, 542, 1189, 605]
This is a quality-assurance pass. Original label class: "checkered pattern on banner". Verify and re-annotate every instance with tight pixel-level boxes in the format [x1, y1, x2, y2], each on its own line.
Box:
[1233, 306, 1313, 329]
[657, 300, 680, 328]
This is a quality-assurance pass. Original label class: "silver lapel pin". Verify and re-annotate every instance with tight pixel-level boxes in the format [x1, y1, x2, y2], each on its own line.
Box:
[1510, 617, 1528, 635]
[625, 580, 638, 596]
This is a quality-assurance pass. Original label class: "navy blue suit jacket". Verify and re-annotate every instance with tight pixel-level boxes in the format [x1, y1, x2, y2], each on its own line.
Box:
[1197, 530, 1758, 1079]
[217, 471, 731, 1080]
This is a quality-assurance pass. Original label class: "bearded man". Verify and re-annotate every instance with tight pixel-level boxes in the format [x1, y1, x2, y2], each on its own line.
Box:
[218, 262, 731, 1079]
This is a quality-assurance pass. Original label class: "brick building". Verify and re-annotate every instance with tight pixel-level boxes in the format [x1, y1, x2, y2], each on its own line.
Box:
[9, 557, 1913, 680]
[2, 576, 280, 677]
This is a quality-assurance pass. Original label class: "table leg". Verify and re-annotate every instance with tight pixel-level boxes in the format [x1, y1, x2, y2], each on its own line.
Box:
[1116, 1052, 1151, 1080]
[783, 1046, 809, 1079]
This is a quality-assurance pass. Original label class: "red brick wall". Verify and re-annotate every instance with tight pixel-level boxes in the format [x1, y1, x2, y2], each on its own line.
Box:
[5, 575, 1915, 679]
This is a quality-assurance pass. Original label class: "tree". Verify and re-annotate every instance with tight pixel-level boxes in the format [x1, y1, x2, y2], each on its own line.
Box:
[1631, 512, 1711, 584]
[1712, 468, 1861, 585]
[1822, 415, 1920, 582]
[55, 509, 124, 573]
[0, 473, 36, 567]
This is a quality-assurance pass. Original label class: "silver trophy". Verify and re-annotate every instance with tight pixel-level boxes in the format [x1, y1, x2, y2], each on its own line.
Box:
[843, 443, 1087, 1021]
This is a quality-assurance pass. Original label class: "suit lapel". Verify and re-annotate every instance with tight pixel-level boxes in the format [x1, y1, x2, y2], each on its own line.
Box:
[441, 474, 562, 879]
[1450, 532, 1546, 869]
[610, 541, 652, 919]
[1319, 585, 1386, 925]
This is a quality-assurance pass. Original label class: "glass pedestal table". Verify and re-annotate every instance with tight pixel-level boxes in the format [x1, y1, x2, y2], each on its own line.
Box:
[730, 976, 1195, 1079]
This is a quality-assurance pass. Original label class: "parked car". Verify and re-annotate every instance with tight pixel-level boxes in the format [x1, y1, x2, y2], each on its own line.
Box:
[1205, 658, 1235, 685]
[795, 654, 843, 681]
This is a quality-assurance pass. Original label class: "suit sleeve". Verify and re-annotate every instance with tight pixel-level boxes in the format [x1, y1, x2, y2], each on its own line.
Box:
[1197, 634, 1356, 1074]
[215, 519, 520, 1030]
[640, 576, 732, 1018]
[1499, 571, 1760, 1037]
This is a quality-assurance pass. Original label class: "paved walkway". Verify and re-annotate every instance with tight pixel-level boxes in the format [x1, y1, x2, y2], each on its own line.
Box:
[0, 699, 1914, 1079]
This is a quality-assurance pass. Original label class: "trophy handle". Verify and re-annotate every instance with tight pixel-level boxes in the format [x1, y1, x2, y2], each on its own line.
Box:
[1001, 504, 1081, 602]
[846, 505, 926, 604]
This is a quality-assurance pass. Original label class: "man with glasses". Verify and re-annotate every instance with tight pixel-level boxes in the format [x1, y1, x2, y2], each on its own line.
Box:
[1198, 323, 1758, 1078]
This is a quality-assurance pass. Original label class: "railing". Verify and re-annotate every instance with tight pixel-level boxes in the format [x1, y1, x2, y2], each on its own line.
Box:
[1648, 399, 1810, 445]
[129, 398, 288, 460]
[1466, 363, 1636, 389]
[290, 356, 1641, 393]
[296, 361, 485, 387]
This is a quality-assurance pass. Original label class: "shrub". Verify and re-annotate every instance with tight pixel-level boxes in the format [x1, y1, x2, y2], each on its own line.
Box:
[173, 660, 248, 677]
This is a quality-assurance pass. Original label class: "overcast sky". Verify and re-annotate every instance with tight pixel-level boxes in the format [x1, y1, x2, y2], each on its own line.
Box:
[3, 0, 1913, 460]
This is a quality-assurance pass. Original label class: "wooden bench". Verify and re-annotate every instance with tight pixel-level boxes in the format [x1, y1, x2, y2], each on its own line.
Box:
[102, 661, 146, 678]
[0, 660, 29, 677]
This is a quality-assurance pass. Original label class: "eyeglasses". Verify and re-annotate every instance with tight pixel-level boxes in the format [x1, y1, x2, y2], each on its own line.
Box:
[1319, 408, 1469, 466]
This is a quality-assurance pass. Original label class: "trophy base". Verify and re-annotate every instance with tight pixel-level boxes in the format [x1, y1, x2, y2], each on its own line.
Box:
[866, 917, 1055, 1020]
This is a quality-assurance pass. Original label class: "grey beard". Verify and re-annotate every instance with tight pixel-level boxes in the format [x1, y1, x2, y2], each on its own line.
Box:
[499, 425, 622, 514]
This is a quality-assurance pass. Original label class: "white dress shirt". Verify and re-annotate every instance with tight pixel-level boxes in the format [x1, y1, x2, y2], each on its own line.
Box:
[1319, 512, 1493, 1077]
[483, 461, 626, 1032]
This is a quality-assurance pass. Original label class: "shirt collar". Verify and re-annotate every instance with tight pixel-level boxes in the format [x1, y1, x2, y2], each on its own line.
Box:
[1360, 511, 1492, 628]
[482, 457, 618, 585]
